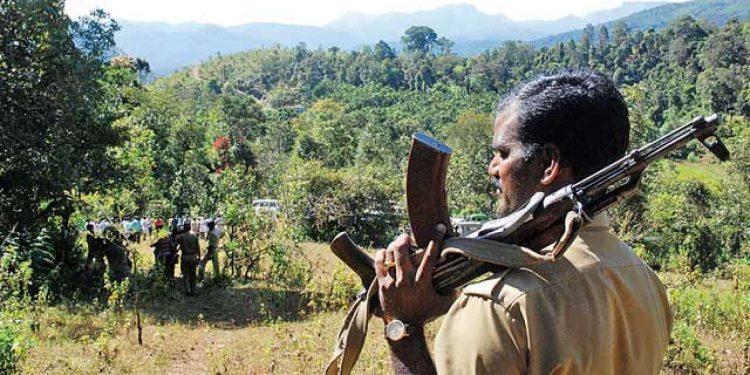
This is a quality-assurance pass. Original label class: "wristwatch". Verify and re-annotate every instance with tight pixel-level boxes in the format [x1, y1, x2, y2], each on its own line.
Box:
[385, 319, 412, 341]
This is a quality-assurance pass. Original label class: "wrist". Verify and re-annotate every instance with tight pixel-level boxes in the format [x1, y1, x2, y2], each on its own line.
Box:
[385, 319, 424, 343]
[386, 324, 425, 348]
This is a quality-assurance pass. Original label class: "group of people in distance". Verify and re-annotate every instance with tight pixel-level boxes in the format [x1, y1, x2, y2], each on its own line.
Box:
[151, 218, 223, 295]
[88, 216, 163, 244]
[84, 215, 224, 295]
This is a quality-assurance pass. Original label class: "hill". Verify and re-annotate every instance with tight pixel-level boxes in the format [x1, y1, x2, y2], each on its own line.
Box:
[535, 0, 750, 46]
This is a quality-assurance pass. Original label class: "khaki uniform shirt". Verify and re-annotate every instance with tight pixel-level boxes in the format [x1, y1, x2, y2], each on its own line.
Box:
[434, 215, 673, 375]
[176, 232, 200, 256]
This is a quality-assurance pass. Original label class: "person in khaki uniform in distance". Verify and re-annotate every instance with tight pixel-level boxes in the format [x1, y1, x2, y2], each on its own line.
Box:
[199, 221, 220, 280]
[176, 221, 200, 295]
[373, 70, 673, 375]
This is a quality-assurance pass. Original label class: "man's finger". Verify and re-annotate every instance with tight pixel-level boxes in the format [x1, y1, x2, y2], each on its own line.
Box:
[415, 239, 437, 284]
[374, 249, 388, 280]
[393, 238, 415, 283]
[385, 247, 395, 267]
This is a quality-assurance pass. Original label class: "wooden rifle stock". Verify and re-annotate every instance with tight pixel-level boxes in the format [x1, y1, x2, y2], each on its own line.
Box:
[330, 232, 375, 288]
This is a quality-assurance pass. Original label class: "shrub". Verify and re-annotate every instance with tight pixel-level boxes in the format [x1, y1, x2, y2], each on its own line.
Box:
[0, 325, 18, 374]
[283, 160, 401, 247]
[666, 321, 715, 374]
[643, 167, 727, 272]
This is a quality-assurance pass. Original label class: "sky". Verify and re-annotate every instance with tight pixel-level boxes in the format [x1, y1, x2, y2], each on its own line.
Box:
[65, 0, 688, 27]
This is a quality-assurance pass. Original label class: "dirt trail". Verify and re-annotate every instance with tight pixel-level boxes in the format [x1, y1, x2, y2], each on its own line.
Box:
[165, 327, 234, 375]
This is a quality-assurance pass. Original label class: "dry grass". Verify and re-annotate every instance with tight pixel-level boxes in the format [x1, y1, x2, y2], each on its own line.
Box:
[16, 240, 750, 374]
[18, 240, 398, 374]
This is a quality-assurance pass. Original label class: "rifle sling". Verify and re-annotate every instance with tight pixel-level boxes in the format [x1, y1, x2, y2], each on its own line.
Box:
[325, 212, 582, 374]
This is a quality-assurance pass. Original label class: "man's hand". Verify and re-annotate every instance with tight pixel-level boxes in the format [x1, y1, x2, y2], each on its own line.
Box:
[375, 234, 457, 325]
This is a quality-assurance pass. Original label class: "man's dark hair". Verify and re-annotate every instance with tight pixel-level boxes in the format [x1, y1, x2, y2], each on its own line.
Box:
[497, 70, 630, 179]
[207, 221, 215, 230]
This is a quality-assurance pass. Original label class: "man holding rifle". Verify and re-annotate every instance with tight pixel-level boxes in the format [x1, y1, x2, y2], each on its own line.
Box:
[375, 70, 673, 374]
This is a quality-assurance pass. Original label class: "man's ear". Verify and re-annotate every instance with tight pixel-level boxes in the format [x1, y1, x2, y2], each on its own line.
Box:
[539, 143, 562, 186]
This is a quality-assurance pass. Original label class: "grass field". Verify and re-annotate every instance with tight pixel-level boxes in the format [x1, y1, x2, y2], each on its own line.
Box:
[12, 240, 750, 374]
[674, 162, 725, 192]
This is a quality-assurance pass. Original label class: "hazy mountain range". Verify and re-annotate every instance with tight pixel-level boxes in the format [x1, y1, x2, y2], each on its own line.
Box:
[113, 0, 748, 75]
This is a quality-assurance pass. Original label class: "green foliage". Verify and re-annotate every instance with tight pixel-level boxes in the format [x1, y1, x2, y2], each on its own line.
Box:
[293, 99, 356, 168]
[0, 1, 125, 234]
[666, 321, 716, 374]
[0, 230, 60, 306]
[283, 161, 401, 246]
[671, 275, 750, 335]
[643, 167, 726, 271]
[664, 261, 750, 373]
[402, 26, 439, 54]
[443, 111, 494, 215]
[0, 324, 22, 374]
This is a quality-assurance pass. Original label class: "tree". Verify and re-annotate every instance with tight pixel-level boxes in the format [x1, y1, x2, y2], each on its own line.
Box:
[700, 19, 747, 69]
[612, 21, 628, 46]
[374, 40, 396, 60]
[443, 111, 494, 215]
[580, 23, 595, 59]
[292, 99, 356, 168]
[0, 2, 124, 233]
[436, 37, 455, 55]
[219, 94, 267, 159]
[665, 16, 708, 69]
[401, 26, 439, 54]
[598, 25, 610, 51]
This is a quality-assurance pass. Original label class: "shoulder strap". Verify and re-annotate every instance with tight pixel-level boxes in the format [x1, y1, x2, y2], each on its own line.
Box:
[325, 280, 378, 375]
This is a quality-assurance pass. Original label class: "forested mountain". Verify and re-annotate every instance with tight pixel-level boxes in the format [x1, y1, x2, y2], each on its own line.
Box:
[537, 0, 750, 46]
[116, 1, 669, 75]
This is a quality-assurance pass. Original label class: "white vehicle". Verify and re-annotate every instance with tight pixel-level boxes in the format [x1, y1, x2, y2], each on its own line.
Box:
[451, 218, 483, 237]
[252, 199, 281, 215]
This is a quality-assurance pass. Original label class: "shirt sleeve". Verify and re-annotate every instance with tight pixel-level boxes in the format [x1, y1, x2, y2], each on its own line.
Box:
[434, 294, 527, 375]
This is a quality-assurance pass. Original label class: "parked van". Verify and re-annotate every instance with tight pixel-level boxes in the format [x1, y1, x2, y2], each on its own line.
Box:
[252, 199, 281, 215]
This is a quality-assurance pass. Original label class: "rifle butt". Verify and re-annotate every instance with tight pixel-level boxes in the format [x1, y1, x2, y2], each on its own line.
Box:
[330, 232, 376, 288]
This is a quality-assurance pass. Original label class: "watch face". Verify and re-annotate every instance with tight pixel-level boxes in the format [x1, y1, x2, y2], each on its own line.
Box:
[387, 320, 406, 340]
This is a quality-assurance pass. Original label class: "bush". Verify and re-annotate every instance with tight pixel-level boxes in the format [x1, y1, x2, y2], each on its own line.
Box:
[0, 230, 54, 308]
[671, 275, 750, 335]
[666, 321, 715, 374]
[283, 160, 402, 247]
[0, 325, 19, 374]
[642, 167, 731, 272]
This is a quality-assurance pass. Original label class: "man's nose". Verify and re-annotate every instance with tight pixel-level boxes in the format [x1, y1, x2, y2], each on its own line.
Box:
[487, 156, 500, 176]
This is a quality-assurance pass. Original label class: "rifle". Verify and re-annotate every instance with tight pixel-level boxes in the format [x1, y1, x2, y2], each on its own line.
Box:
[331, 114, 729, 295]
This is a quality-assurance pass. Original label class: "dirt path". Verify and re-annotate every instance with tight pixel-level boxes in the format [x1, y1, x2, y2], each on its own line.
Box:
[165, 326, 234, 375]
